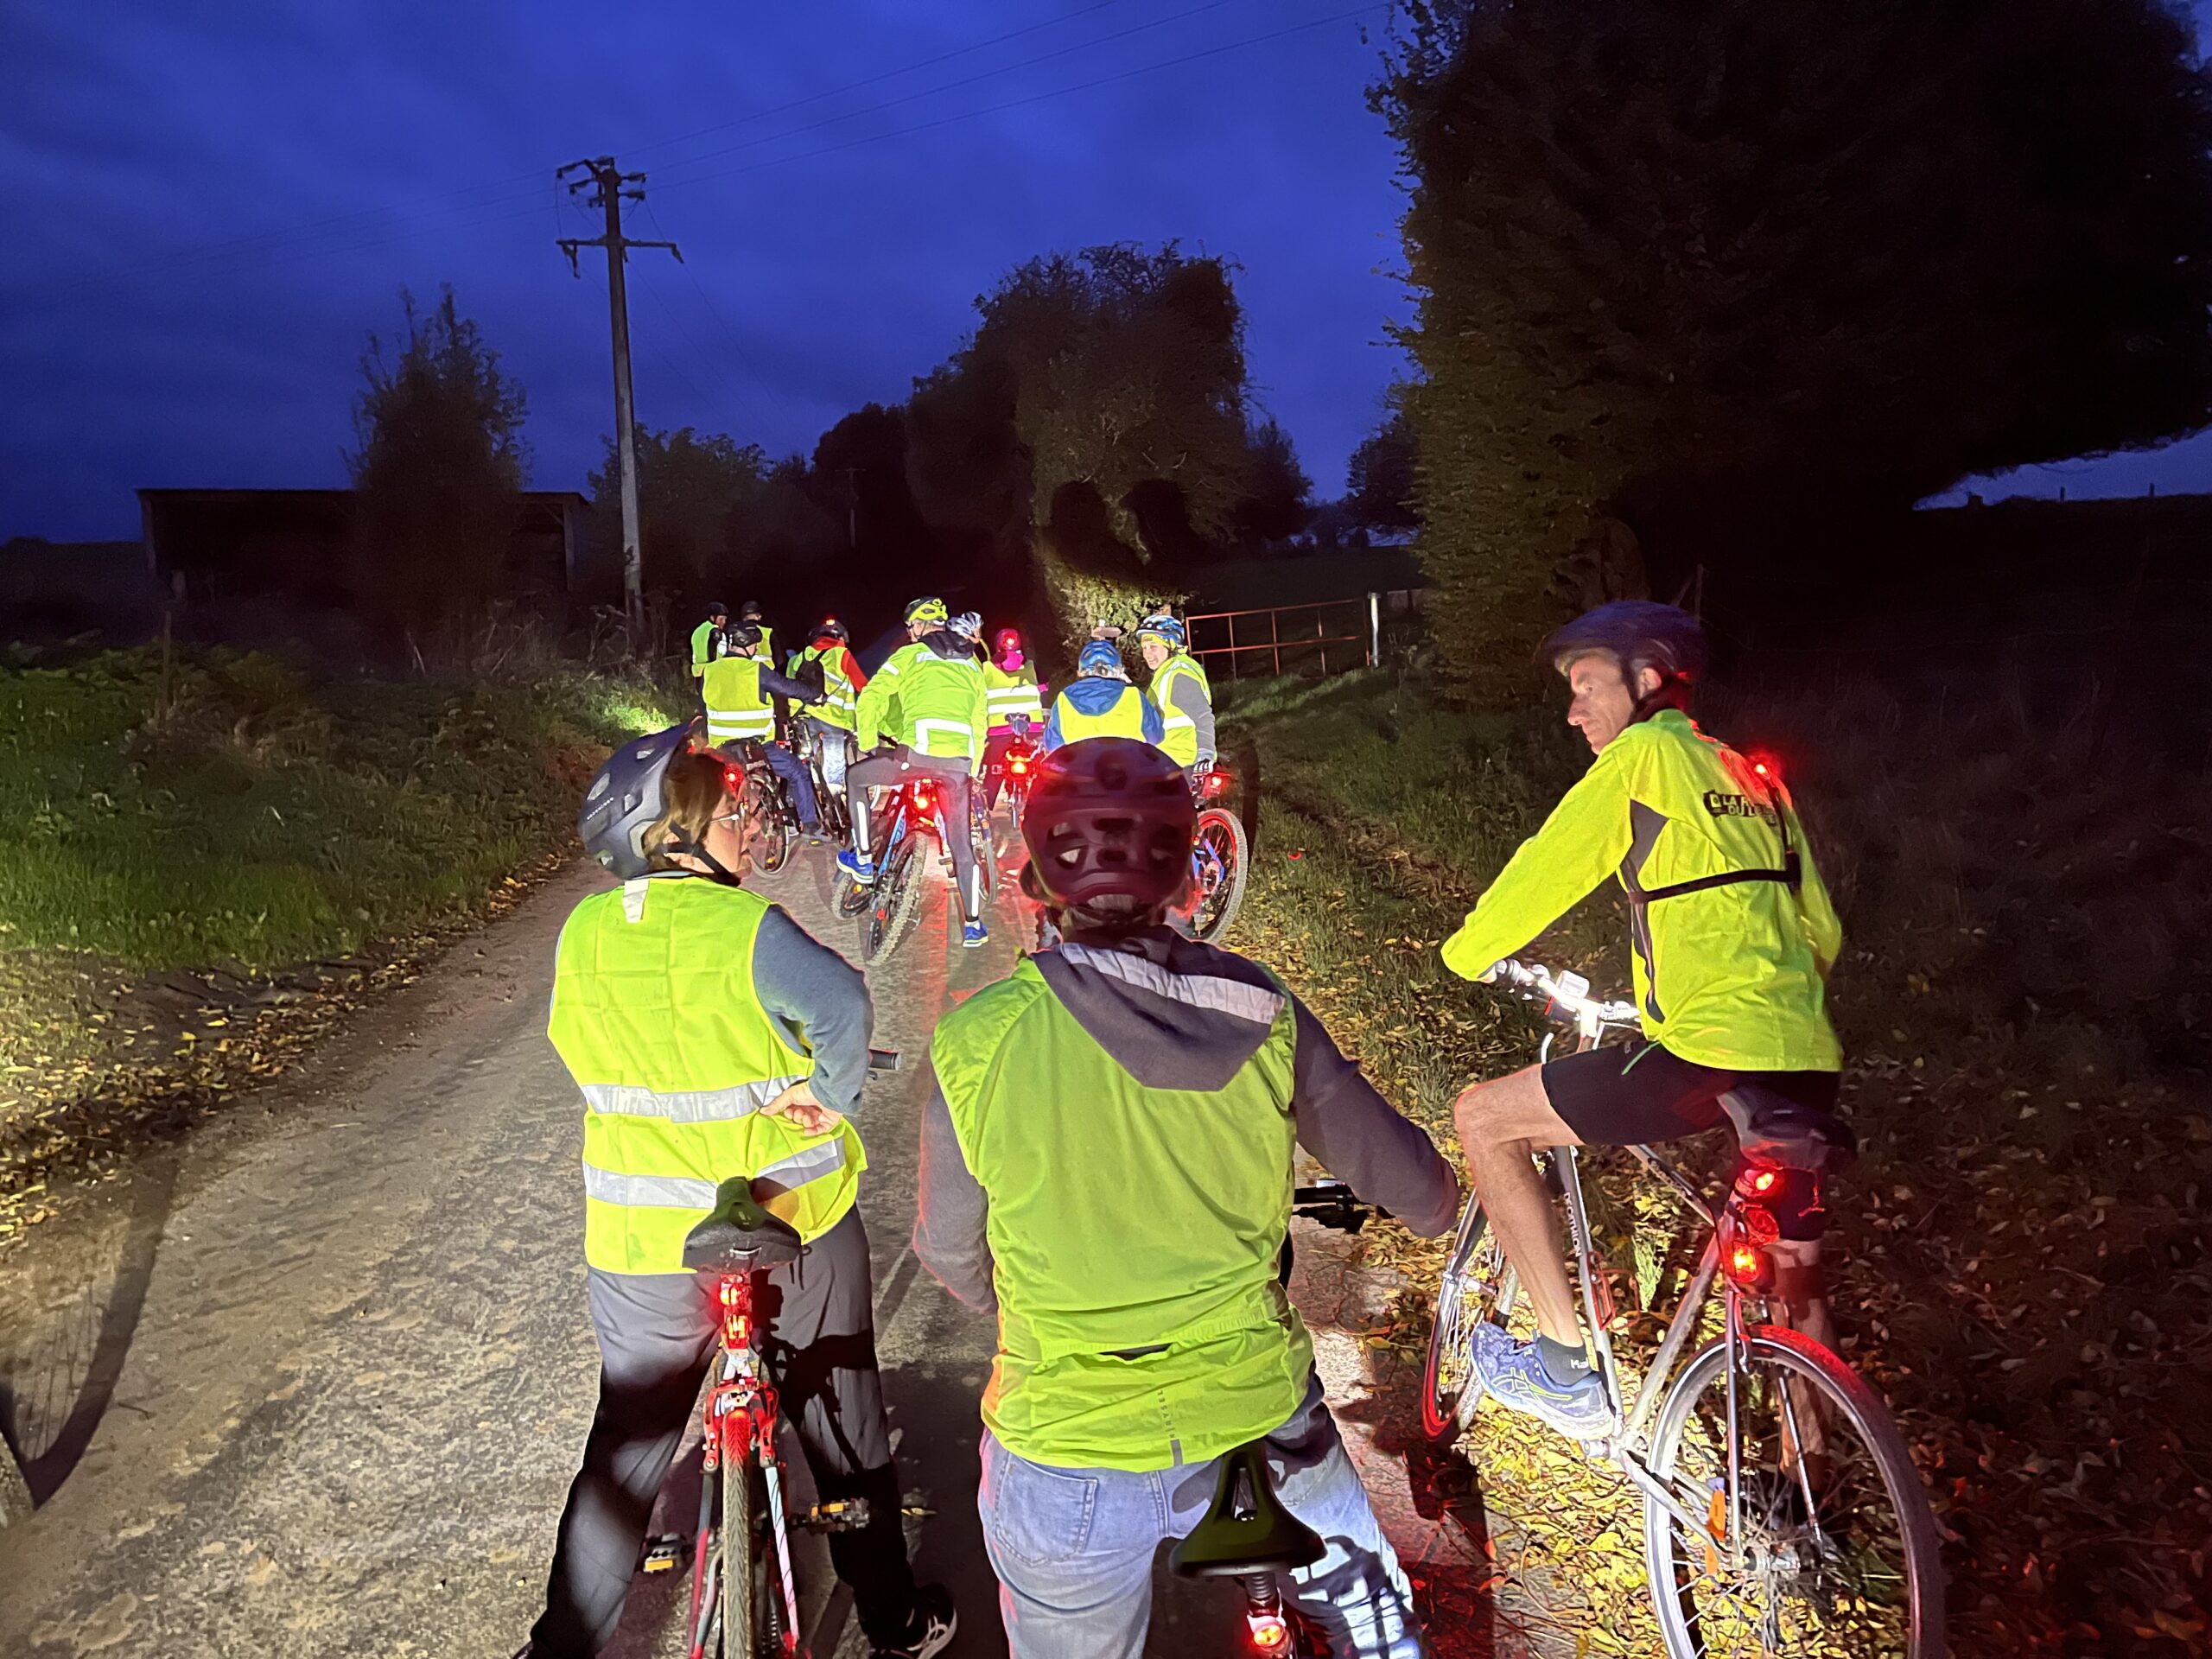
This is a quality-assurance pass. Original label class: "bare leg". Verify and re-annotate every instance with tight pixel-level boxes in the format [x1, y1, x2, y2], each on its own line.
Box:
[1453, 1065, 1586, 1349]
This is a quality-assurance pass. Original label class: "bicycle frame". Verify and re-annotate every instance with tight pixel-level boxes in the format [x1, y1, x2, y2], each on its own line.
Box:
[690, 1272, 803, 1659]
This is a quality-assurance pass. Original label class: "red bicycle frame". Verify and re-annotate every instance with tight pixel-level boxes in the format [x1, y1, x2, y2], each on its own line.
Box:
[686, 1273, 803, 1659]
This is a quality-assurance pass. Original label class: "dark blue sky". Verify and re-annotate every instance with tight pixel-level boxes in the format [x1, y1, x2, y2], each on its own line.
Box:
[4, 0, 2210, 542]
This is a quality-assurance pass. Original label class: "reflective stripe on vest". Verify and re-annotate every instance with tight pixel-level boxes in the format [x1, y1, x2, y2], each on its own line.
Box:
[929, 953, 1309, 1470]
[1148, 654, 1211, 766]
[798, 645, 861, 729]
[550, 877, 864, 1274]
[1053, 684, 1150, 744]
[983, 664, 1045, 723]
[702, 657, 776, 744]
[912, 716, 978, 756]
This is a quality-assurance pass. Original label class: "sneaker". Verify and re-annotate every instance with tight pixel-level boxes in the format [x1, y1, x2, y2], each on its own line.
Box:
[962, 920, 989, 949]
[1471, 1323, 1618, 1440]
[838, 849, 875, 885]
[874, 1583, 957, 1658]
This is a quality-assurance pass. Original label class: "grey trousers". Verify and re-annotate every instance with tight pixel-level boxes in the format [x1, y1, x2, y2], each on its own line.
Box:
[527, 1209, 918, 1655]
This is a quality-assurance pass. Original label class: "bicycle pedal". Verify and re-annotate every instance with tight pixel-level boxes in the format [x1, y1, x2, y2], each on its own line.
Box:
[639, 1533, 688, 1573]
[798, 1498, 872, 1533]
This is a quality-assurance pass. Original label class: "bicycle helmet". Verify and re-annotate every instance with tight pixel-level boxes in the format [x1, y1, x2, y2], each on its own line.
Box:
[947, 610, 983, 642]
[995, 626, 1023, 653]
[905, 596, 950, 626]
[1135, 613, 1186, 651]
[738, 599, 765, 622]
[1077, 639, 1126, 678]
[1540, 601, 1709, 689]
[724, 623, 762, 652]
[1021, 737, 1196, 911]
[706, 601, 730, 620]
[813, 617, 849, 643]
[578, 720, 698, 879]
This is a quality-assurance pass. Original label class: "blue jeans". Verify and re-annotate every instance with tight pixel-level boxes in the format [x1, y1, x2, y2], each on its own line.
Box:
[757, 740, 820, 829]
[977, 1376, 1426, 1659]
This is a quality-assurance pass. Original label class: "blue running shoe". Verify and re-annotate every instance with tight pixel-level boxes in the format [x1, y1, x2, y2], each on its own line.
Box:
[1471, 1323, 1617, 1440]
[962, 920, 989, 949]
[837, 849, 875, 885]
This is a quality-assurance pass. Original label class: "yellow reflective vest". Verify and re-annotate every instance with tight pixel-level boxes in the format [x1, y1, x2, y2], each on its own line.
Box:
[1440, 709, 1843, 1072]
[793, 643, 862, 732]
[931, 955, 1308, 1469]
[549, 877, 865, 1274]
[855, 640, 987, 762]
[982, 661, 1045, 729]
[702, 655, 775, 746]
[690, 620, 720, 681]
[1147, 652, 1211, 767]
[1048, 682, 1152, 744]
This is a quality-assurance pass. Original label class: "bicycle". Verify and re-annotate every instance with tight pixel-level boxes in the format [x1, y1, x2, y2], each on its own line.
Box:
[718, 746, 799, 879]
[790, 719, 852, 851]
[1187, 765, 1249, 944]
[847, 772, 986, 965]
[1423, 959, 1946, 1658]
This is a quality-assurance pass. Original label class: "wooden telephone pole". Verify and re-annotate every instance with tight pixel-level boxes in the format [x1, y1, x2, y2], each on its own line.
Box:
[557, 156, 680, 636]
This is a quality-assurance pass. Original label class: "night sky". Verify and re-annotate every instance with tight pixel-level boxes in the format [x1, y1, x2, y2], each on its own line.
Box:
[5, 0, 2211, 543]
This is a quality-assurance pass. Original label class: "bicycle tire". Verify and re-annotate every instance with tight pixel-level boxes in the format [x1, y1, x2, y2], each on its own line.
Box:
[1191, 807, 1249, 943]
[749, 775, 797, 878]
[721, 1454, 754, 1659]
[1643, 1325, 1947, 1659]
[859, 841, 922, 966]
[1421, 1197, 1520, 1440]
[831, 868, 871, 921]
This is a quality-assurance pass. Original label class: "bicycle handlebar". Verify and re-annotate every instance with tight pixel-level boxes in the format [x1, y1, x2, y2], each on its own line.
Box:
[1488, 958, 1641, 1027]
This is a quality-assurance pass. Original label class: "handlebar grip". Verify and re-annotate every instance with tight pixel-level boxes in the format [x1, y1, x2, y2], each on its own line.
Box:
[868, 1048, 900, 1074]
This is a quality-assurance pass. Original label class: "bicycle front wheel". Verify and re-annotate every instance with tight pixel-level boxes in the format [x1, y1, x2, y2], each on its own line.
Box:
[721, 1454, 755, 1659]
[1421, 1196, 1519, 1440]
[1643, 1325, 1946, 1659]
[859, 841, 922, 966]
[1190, 806, 1249, 942]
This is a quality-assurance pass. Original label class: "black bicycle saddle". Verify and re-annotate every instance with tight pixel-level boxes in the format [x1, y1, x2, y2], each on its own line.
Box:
[681, 1176, 805, 1273]
[1168, 1440, 1326, 1578]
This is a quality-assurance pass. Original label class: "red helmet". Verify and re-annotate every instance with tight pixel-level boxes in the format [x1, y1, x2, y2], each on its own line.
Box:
[1021, 738, 1195, 911]
[995, 626, 1022, 652]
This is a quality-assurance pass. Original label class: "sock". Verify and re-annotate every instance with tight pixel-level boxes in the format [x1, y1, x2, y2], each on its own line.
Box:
[1536, 1333, 1594, 1386]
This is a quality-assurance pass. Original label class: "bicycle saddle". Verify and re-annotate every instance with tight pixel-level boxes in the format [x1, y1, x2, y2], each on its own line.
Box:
[1168, 1440, 1326, 1579]
[681, 1176, 805, 1273]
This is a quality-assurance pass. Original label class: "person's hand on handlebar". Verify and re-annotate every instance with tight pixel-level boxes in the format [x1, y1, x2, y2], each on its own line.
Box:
[760, 1079, 843, 1136]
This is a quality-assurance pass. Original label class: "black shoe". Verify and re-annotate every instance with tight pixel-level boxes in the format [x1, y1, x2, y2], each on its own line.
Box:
[874, 1583, 957, 1658]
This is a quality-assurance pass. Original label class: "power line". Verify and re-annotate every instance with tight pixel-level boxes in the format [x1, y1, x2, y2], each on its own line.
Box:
[642, 201, 793, 433]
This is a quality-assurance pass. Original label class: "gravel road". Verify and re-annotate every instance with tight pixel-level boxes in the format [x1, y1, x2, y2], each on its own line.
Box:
[0, 841, 1506, 1657]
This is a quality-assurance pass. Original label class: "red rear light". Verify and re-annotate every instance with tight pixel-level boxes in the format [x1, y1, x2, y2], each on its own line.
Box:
[1746, 1168, 1779, 1196]
[1248, 1612, 1292, 1650]
[1726, 1243, 1765, 1286]
[1008, 754, 1028, 774]
[1202, 769, 1231, 799]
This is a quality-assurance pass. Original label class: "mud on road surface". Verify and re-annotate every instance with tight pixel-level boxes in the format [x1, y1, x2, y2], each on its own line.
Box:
[0, 840, 1525, 1657]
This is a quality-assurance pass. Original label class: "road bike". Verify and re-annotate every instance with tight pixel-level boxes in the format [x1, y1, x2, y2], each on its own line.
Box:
[1188, 765, 1249, 944]
[1424, 960, 1946, 1658]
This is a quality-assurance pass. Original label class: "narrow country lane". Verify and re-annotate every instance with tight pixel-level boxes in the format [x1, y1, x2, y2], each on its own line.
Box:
[0, 838, 1505, 1658]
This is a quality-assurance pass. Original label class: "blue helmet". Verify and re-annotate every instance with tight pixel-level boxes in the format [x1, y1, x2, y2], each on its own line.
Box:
[1135, 613, 1186, 651]
[1077, 639, 1126, 677]
[1540, 601, 1708, 688]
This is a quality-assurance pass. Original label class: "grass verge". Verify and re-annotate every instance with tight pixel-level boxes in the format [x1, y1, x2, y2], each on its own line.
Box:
[1224, 668, 2211, 1658]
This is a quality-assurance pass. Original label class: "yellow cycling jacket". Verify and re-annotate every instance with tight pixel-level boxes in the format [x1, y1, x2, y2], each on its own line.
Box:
[1440, 709, 1842, 1072]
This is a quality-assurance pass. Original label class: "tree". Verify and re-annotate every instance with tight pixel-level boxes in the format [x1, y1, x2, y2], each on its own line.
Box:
[1344, 405, 1419, 535]
[346, 287, 529, 630]
[1228, 416, 1315, 551]
[585, 426, 767, 609]
[1376, 0, 2212, 692]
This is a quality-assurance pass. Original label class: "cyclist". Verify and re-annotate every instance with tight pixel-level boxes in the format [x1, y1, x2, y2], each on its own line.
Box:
[980, 626, 1046, 809]
[702, 624, 828, 838]
[689, 601, 729, 686]
[518, 723, 955, 1659]
[1440, 601, 1849, 1440]
[1041, 639, 1163, 752]
[842, 597, 994, 948]
[1134, 613, 1215, 779]
[790, 617, 868, 805]
[915, 737, 1454, 1657]
[735, 597, 773, 664]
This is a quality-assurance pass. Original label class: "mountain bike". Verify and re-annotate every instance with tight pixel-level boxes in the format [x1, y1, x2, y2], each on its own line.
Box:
[790, 719, 851, 850]
[849, 772, 986, 965]
[1424, 959, 1946, 1658]
[719, 745, 798, 878]
[983, 730, 1039, 831]
[1188, 765, 1249, 943]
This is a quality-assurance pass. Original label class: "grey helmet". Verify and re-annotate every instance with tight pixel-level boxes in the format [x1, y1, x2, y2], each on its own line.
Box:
[947, 610, 983, 642]
[578, 720, 696, 879]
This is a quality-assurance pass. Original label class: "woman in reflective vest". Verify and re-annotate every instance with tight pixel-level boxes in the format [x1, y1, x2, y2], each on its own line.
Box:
[518, 722, 954, 1659]
[980, 626, 1046, 809]
[1133, 613, 1214, 772]
[1040, 639, 1164, 752]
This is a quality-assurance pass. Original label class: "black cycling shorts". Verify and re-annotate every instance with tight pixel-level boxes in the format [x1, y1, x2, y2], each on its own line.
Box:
[1541, 1043, 1844, 1239]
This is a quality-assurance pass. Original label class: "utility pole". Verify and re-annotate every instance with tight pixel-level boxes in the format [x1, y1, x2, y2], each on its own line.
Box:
[557, 156, 680, 637]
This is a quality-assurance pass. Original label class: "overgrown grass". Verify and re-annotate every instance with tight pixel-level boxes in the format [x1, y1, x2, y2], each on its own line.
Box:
[0, 647, 680, 971]
[1224, 668, 2212, 1656]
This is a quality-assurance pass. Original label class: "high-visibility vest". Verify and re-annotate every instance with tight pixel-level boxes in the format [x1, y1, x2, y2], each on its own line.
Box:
[982, 661, 1045, 728]
[702, 655, 775, 745]
[931, 950, 1308, 1469]
[793, 643, 861, 731]
[1051, 682, 1151, 744]
[861, 645, 986, 761]
[1147, 652, 1212, 767]
[549, 877, 865, 1274]
[690, 620, 720, 680]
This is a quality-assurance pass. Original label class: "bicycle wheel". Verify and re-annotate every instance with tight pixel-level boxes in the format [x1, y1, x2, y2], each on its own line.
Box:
[721, 1454, 755, 1659]
[749, 777, 797, 877]
[1643, 1325, 1946, 1659]
[1189, 806, 1249, 942]
[830, 868, 870, 920]
[859, 841, 922, 966]
[1421, 1197, 1520, 1440]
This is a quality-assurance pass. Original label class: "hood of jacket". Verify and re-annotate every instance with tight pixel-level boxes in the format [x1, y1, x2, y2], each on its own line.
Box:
[1060, 676, 1134, 714]
[1029, 929, 1286, 1092]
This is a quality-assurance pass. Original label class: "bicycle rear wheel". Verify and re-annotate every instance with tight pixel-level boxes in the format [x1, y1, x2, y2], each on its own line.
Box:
[1421, 1196, 1520, 1440]
[1189, 807, 1249, 942]
[859, 840, 922, 966]
[720, 1454, 757, 1659]
[1643, 1325, 1946, 1659]
[748, 776, 797, 877]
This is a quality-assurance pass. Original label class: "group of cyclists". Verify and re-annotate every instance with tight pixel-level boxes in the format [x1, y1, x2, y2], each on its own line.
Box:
[518, 596, 1854, 1658]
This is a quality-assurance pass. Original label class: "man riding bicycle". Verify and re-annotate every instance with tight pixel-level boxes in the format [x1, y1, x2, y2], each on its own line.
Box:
[702, 624, 827, 838]
[690, 601, 729, 690]
[1042, 639, 1163, 751]
[518, 722, 954, 1659]
[842, 596, 994, 948]
[916, 737, 1458, 1658]
[790, 617, 868, 806]
[1134, 613, 1215, 779]
[1441, 601, 1849, 1440]
[980, 626, 1045, 809]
